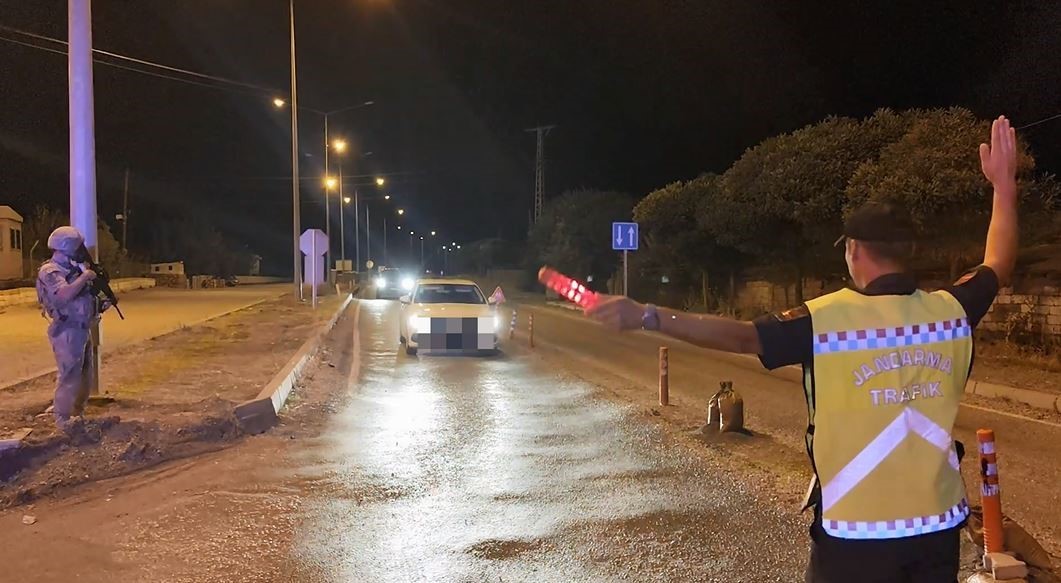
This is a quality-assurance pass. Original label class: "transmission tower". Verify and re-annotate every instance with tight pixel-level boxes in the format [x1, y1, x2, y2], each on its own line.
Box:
[525, 125, 556, 223]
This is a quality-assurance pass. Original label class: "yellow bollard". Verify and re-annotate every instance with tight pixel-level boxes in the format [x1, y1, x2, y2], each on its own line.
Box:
[978, 429, 1005, 554]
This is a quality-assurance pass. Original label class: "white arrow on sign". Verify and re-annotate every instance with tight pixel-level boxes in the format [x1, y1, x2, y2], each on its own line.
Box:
[627, 226, 635, 247]
[615, 231, 624, 246]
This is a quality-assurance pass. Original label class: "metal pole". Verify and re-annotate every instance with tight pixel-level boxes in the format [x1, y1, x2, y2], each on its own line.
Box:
[384, 217, 388, 265]
[338, 159, 345, 264]
[121, 168, 129, 253]
[659, 346, 670, 406]
[69, 0, 101, 396]
[623, 250, 628, 296]
[366, 204, 371, 264]
[420, 238, 424, 266]
[323, 113, 331, 275]
[354, 188, 360, 272]
[289, 0, 302, 300]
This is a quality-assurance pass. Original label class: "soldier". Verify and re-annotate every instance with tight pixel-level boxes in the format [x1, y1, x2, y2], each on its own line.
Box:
[36, 226, 100, 432]
[586, 116, 1019, 581]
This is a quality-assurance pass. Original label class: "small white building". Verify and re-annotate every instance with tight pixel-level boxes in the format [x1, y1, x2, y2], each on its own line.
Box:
[0, 206, 24, 281]
[150, 261, 185, 275]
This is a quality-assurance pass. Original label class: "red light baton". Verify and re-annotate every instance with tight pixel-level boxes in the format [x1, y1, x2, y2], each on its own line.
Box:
[538, 266, 600, 310]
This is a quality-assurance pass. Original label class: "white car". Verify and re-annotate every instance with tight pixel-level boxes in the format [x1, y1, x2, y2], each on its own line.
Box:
[398, 279, 501, 356]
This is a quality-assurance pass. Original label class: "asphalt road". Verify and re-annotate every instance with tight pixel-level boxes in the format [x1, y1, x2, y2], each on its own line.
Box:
[0, 284, 287, 385]
[0, 299, 810, 582]
[516, 302, 1061, 560]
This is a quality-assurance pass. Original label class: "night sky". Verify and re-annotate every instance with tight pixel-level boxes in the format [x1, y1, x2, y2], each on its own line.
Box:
[1, 1, 1059, 274]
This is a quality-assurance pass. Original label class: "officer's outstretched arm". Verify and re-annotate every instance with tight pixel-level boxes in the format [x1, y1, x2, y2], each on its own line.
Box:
[586, 295, 762, 354]
[979, 115, 1019, 286]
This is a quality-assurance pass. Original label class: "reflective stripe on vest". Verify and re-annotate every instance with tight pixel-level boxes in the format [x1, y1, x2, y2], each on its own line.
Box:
[806, 287, 972, 540]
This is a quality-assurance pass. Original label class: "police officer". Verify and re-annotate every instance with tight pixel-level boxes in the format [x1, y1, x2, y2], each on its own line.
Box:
[586, 115, 1019, 581]
[36, 226, 100, 432]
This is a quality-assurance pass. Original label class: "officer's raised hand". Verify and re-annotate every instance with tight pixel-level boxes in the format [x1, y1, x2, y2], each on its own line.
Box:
[585, 295, 645, 331]
[979, 116, 1018, 192]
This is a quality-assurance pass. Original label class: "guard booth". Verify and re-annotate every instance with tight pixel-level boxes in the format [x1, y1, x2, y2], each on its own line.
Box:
[0, 206, 24, 281]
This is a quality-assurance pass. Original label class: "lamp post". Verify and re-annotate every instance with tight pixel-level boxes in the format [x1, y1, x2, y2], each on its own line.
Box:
[341, 196, 351, 266]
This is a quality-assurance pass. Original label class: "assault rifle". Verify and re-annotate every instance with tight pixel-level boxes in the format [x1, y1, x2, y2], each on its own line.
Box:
[74, 244, 125, 320]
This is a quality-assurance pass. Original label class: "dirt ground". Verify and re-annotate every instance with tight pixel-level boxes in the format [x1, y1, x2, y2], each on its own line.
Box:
[0, 293, 345, 509]
[974, 339, 1061, 395]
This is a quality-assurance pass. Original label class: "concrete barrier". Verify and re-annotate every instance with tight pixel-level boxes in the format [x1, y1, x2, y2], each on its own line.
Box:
[236, 276, 289, 285]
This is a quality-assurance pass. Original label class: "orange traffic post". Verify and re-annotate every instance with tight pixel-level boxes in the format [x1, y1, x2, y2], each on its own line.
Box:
[977, 428, 1005, 554]
[529, 313, 535, 348]
[659, 347, 670, 406]
[509, 308, 517, 340]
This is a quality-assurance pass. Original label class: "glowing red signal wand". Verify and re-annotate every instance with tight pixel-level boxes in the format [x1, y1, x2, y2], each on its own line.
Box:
[538, 266, 600, 310]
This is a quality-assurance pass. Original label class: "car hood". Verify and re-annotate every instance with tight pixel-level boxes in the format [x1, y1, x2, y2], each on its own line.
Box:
[408, 304, 494, 318]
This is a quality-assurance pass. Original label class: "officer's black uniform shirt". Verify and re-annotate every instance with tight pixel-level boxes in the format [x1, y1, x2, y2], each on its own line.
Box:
[753, 266, 1001, 370]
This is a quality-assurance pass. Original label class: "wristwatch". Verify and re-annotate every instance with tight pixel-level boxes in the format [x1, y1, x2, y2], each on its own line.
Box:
[642, 304, 660, 331]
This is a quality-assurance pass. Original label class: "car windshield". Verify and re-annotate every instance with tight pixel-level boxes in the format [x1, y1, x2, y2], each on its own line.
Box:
[414, 284, 485, 304]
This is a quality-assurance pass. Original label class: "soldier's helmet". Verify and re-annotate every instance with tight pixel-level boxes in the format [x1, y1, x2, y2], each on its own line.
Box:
[47, 226, 85, 255]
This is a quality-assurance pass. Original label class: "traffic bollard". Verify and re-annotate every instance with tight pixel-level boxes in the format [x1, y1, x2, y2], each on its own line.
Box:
[659, 346, 669, 406]
[509, 308, 517, 340]
[529, 313, 535, 348]
[977, 429, 1005, 554]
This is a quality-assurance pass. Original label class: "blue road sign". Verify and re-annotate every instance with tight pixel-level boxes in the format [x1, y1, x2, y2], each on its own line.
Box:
[612, 222, 639, 251]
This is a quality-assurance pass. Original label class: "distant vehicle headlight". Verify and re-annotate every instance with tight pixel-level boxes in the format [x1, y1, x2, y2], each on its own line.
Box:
[408, 316, 430, 334]
[375, 276, 386, 287]
[401, 277, 414, 290]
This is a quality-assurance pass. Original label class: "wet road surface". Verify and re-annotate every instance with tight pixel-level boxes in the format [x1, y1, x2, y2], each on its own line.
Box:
[285, 300, 805, 581]
[0, 299, 808, 582]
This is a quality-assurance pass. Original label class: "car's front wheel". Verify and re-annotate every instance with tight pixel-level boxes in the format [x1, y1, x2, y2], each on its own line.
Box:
[405, 345, 418, 356]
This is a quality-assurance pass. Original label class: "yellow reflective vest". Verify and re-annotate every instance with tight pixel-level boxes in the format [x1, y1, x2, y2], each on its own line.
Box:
[805, 287, 972, 540]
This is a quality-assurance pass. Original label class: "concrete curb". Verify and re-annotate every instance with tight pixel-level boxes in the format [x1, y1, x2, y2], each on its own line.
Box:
[528, 301, 1061, 415]
[234, 295, 356, 434]
[0, 296, 278, 393]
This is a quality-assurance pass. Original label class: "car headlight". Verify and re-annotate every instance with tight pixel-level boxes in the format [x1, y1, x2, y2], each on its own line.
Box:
[375, 277, 386, 287]
[401, 277, 414, 291]
[493, 315, 501, 332]
[408, 316, 429, 334]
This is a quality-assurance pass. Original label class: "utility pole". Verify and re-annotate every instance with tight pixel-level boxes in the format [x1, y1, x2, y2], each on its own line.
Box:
[323, 114, 331, 275]
[121, 168, 129, 254]
[525, 124, 555, 223]
[69, 0, 100, 395]
[289, 0, 303, 300]
[366, 205, 371, 265]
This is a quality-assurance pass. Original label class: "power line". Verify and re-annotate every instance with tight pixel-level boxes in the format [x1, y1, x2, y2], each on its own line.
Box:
[1016, 113, 1061, 131]
[0, 23, 277, 93]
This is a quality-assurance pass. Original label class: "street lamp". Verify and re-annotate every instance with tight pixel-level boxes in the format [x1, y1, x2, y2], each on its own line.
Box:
[384, 194, 391, 200]
[397, 208, 405, 215]
[273, 97, 286, 108]
[431, 230, 436, 236]
[375, 177, 386, 186]
[324, 176, 338, 190]
[344, 196, 351, 204]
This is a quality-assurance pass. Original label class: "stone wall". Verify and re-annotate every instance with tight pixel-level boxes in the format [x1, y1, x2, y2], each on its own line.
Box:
[0, 277, 155, 309]
[980, 285, 1061, 341]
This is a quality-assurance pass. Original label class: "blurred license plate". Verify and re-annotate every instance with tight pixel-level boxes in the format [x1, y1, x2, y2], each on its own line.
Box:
[419, 317, 494, 352]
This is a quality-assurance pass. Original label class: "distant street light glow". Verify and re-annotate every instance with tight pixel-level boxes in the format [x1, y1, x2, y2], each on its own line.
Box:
[325, 177, 338, 190]
[375, 177, 386, 186]
[333, 139, 347, 153]
[272, 97, 286, 108]
[397, 208, 405, 215]
[343, 196, 351, 204]
[430, 230, 436, 236]
[384, 194, 391, 200]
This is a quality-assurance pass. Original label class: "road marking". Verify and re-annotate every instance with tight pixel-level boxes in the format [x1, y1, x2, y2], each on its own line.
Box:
[524, 304, 1061, 430]
[958, 402, 1061, 429]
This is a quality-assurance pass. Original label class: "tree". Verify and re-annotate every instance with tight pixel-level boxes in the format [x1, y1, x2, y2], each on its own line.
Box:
[635, 174, 744, 309]
[528, 189, 633, 292]
[845, 108, 1036, 278]
[20, 205, 122, 276]
[704, 112, 909, 301]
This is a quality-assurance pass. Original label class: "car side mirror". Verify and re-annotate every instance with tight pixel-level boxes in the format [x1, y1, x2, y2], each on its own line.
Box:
[399, 295, 411, 304]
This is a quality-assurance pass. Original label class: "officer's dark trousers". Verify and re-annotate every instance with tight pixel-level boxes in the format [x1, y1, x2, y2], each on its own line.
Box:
[806, 520, 961, 583]
[49, 322, 95, 419]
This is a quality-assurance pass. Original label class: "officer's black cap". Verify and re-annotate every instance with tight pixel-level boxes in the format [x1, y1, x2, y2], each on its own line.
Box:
[834, 202, 915, 247]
